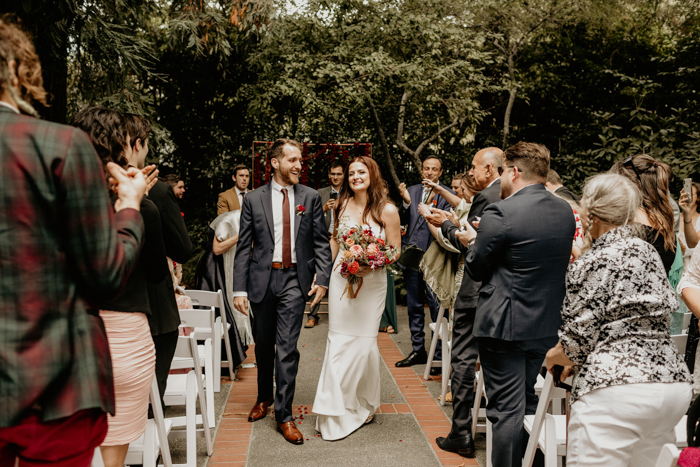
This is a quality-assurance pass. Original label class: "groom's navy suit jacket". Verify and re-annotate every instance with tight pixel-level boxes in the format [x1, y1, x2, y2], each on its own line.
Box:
[232, 182, 332, 304]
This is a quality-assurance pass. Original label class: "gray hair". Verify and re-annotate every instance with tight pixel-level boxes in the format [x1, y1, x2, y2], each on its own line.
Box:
[581, 173, 640, 227]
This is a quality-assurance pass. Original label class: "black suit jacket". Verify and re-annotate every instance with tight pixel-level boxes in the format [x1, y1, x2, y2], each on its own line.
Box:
[464, 184, 574, 341]
[146, 180, 194, 335]
[442, 179, 502, 309]
[233, 183, 332, 304]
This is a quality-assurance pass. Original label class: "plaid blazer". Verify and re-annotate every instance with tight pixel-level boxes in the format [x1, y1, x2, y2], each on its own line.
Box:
[0, 106, 144, 427]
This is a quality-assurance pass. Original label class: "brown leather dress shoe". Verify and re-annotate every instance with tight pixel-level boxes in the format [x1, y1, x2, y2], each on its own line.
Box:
[277, 420, 304, 445]
[305, 318, 317, 328]
[248, 398, 274, 422]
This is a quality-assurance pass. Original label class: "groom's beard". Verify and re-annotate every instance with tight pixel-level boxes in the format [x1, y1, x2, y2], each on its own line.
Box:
[279, 165, 299, 185]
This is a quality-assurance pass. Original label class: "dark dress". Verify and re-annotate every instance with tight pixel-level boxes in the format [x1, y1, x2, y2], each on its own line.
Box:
[644, 226, 676, 274]
[379, 270, 398, 332]
[194, 228, 247, 368]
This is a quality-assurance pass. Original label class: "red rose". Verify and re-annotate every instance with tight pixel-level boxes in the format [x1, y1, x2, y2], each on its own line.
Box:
[348, 261, 360, 275]
[377, 238, 385, 246]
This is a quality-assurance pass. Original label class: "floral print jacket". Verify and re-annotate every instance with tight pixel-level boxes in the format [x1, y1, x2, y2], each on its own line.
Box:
[559, 225, 690, 403]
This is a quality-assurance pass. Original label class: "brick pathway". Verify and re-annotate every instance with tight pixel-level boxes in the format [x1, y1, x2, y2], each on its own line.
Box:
[208, 335, 480, 466]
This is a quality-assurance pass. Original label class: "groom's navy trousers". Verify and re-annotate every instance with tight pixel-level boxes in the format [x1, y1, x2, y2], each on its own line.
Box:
[251, 267, 306, 424]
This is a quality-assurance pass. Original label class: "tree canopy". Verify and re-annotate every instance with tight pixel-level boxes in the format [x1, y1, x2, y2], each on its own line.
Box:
[8, 0, 700, 264]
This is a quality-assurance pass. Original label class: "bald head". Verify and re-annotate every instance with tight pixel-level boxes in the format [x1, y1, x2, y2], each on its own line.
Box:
[469, 147, 503, 190]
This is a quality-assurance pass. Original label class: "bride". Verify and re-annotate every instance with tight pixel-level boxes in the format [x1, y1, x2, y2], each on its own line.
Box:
[313, 156, 401, 440]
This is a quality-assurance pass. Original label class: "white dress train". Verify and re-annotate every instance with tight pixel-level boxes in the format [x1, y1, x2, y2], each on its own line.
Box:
[313, 219, 387, 440]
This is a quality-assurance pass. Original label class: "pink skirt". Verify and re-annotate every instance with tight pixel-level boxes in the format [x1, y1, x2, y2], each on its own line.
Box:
[99, 310, 156, 446]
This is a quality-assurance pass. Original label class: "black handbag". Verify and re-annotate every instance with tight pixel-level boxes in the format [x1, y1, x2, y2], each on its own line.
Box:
[398, 188, 433, 271]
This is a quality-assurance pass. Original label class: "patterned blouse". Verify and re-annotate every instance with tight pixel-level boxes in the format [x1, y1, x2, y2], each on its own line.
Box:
[559, 225, 691, 403]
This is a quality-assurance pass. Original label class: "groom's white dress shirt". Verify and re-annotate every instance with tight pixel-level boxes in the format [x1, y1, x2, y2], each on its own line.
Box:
[271, 179, 297, 264]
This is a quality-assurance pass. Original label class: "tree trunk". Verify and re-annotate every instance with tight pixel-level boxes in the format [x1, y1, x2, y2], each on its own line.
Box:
[368, 95, 400, 189]
[502, 50, 517, 149]
[395, 90, 423, 173]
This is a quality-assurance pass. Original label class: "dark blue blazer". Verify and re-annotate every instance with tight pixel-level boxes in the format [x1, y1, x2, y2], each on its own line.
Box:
[232, 182, 333, 304]
[399, 183, 455, 252]
[464, 184, 575, 341]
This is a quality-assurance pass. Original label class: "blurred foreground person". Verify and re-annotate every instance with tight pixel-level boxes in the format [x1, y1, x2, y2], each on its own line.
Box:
[547, 173, 691, 467]
[72, 108, 166, 467]
[0, 16, 146, 467]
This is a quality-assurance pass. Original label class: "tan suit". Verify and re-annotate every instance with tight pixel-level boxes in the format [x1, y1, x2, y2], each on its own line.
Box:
[217, 187, 247, 215]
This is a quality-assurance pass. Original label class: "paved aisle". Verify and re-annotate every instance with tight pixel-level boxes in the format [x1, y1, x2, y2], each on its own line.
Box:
[206, 306, 482, 466]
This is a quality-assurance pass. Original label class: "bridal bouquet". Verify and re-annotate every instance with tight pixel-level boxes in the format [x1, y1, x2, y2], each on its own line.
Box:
[335, 225, 399, 299]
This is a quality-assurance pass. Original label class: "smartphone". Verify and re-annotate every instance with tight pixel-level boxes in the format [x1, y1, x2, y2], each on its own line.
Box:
[684, 178, 693, 197]
[330, 192, 338, 200]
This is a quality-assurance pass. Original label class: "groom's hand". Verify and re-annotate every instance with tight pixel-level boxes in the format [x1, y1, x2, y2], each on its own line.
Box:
[308, 285, 327, 308]
[234, 296, 249, 316]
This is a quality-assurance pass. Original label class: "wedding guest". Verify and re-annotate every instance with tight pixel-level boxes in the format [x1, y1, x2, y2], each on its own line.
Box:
[127, 114, 194, 405]
[161, 174, 185, 199]
[72, 108, 167, 467]
[0, 17, 146, 466]
[307, 161, 345, 328]
[454, 142, 574, 466]
[380, 181, 398, 334]
[680, 181, 700, 267]
[395, 156, 455, 373]
[545, 168, 581, 202]
[610, 154, 677, 273]
[218, 164, 250, 215]
[451, 173, 464, 199]
[171, 260, 192, 311]
[547, 173, 691, 467]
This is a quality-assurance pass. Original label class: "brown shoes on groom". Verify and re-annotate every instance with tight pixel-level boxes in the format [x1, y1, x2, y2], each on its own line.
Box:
[277, 420, 304, 444]
[248, 399, 304, 444]
[247, 398, 274, 422]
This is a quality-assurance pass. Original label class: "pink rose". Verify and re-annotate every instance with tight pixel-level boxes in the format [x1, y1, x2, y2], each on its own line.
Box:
[349, 244, 364, 258]
[346, 238, 355, 247]
[366, 244, 380, 257]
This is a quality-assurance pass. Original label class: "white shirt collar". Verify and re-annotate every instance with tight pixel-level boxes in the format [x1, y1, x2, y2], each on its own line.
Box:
[0, 101, 19, 114]
[487, 177, 499, 188]
[331, 186, 340, 193]
[271, 178, 293, 194]
[235, 186, 246, 196]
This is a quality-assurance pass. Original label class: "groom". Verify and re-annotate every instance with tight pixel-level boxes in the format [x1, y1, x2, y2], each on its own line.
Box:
[233, 139, 332, 445]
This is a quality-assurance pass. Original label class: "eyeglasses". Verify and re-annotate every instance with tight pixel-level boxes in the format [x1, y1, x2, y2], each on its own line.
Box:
[497, 165, 519, 176]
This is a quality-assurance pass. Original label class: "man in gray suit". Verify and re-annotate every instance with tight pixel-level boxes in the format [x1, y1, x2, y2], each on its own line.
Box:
[455, 142, 575, 467]
[306, 161, 344, 328]
[233, 139, 332, 445]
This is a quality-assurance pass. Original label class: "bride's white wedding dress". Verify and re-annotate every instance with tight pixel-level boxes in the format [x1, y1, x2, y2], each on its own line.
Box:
[313, 216, 387, 440]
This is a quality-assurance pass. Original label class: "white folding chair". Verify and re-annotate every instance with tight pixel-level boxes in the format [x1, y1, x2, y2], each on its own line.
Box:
[164, 334, 214, 467]
[672, 334, 689, 355]
[91, 378, 173, 467]
[424, 305, 451, 405]
[655, 443, 681, 467]
[185, 289, 236, 392]
[523, 371, 568, 467]
[175, 308, 216, 428]
[472, 360, 487, 436]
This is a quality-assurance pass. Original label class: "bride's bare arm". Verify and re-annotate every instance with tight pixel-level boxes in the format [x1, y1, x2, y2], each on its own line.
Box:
[331, 236, 340, 263]
[383, 203, 402, 258]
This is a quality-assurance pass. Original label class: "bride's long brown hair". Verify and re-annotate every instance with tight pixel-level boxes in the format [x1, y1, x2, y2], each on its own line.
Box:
[333, 156, 388, 232]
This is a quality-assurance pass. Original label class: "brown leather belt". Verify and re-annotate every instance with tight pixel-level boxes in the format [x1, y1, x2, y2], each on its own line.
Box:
[271, 262, 296, 269]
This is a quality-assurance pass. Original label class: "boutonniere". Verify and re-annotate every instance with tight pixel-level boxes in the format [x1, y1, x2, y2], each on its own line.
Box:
[432, 199, 437, 206]
[296, 205, 306, 217]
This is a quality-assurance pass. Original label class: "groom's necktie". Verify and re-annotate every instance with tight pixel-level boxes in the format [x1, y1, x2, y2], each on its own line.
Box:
[281, 188, 292, 268]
